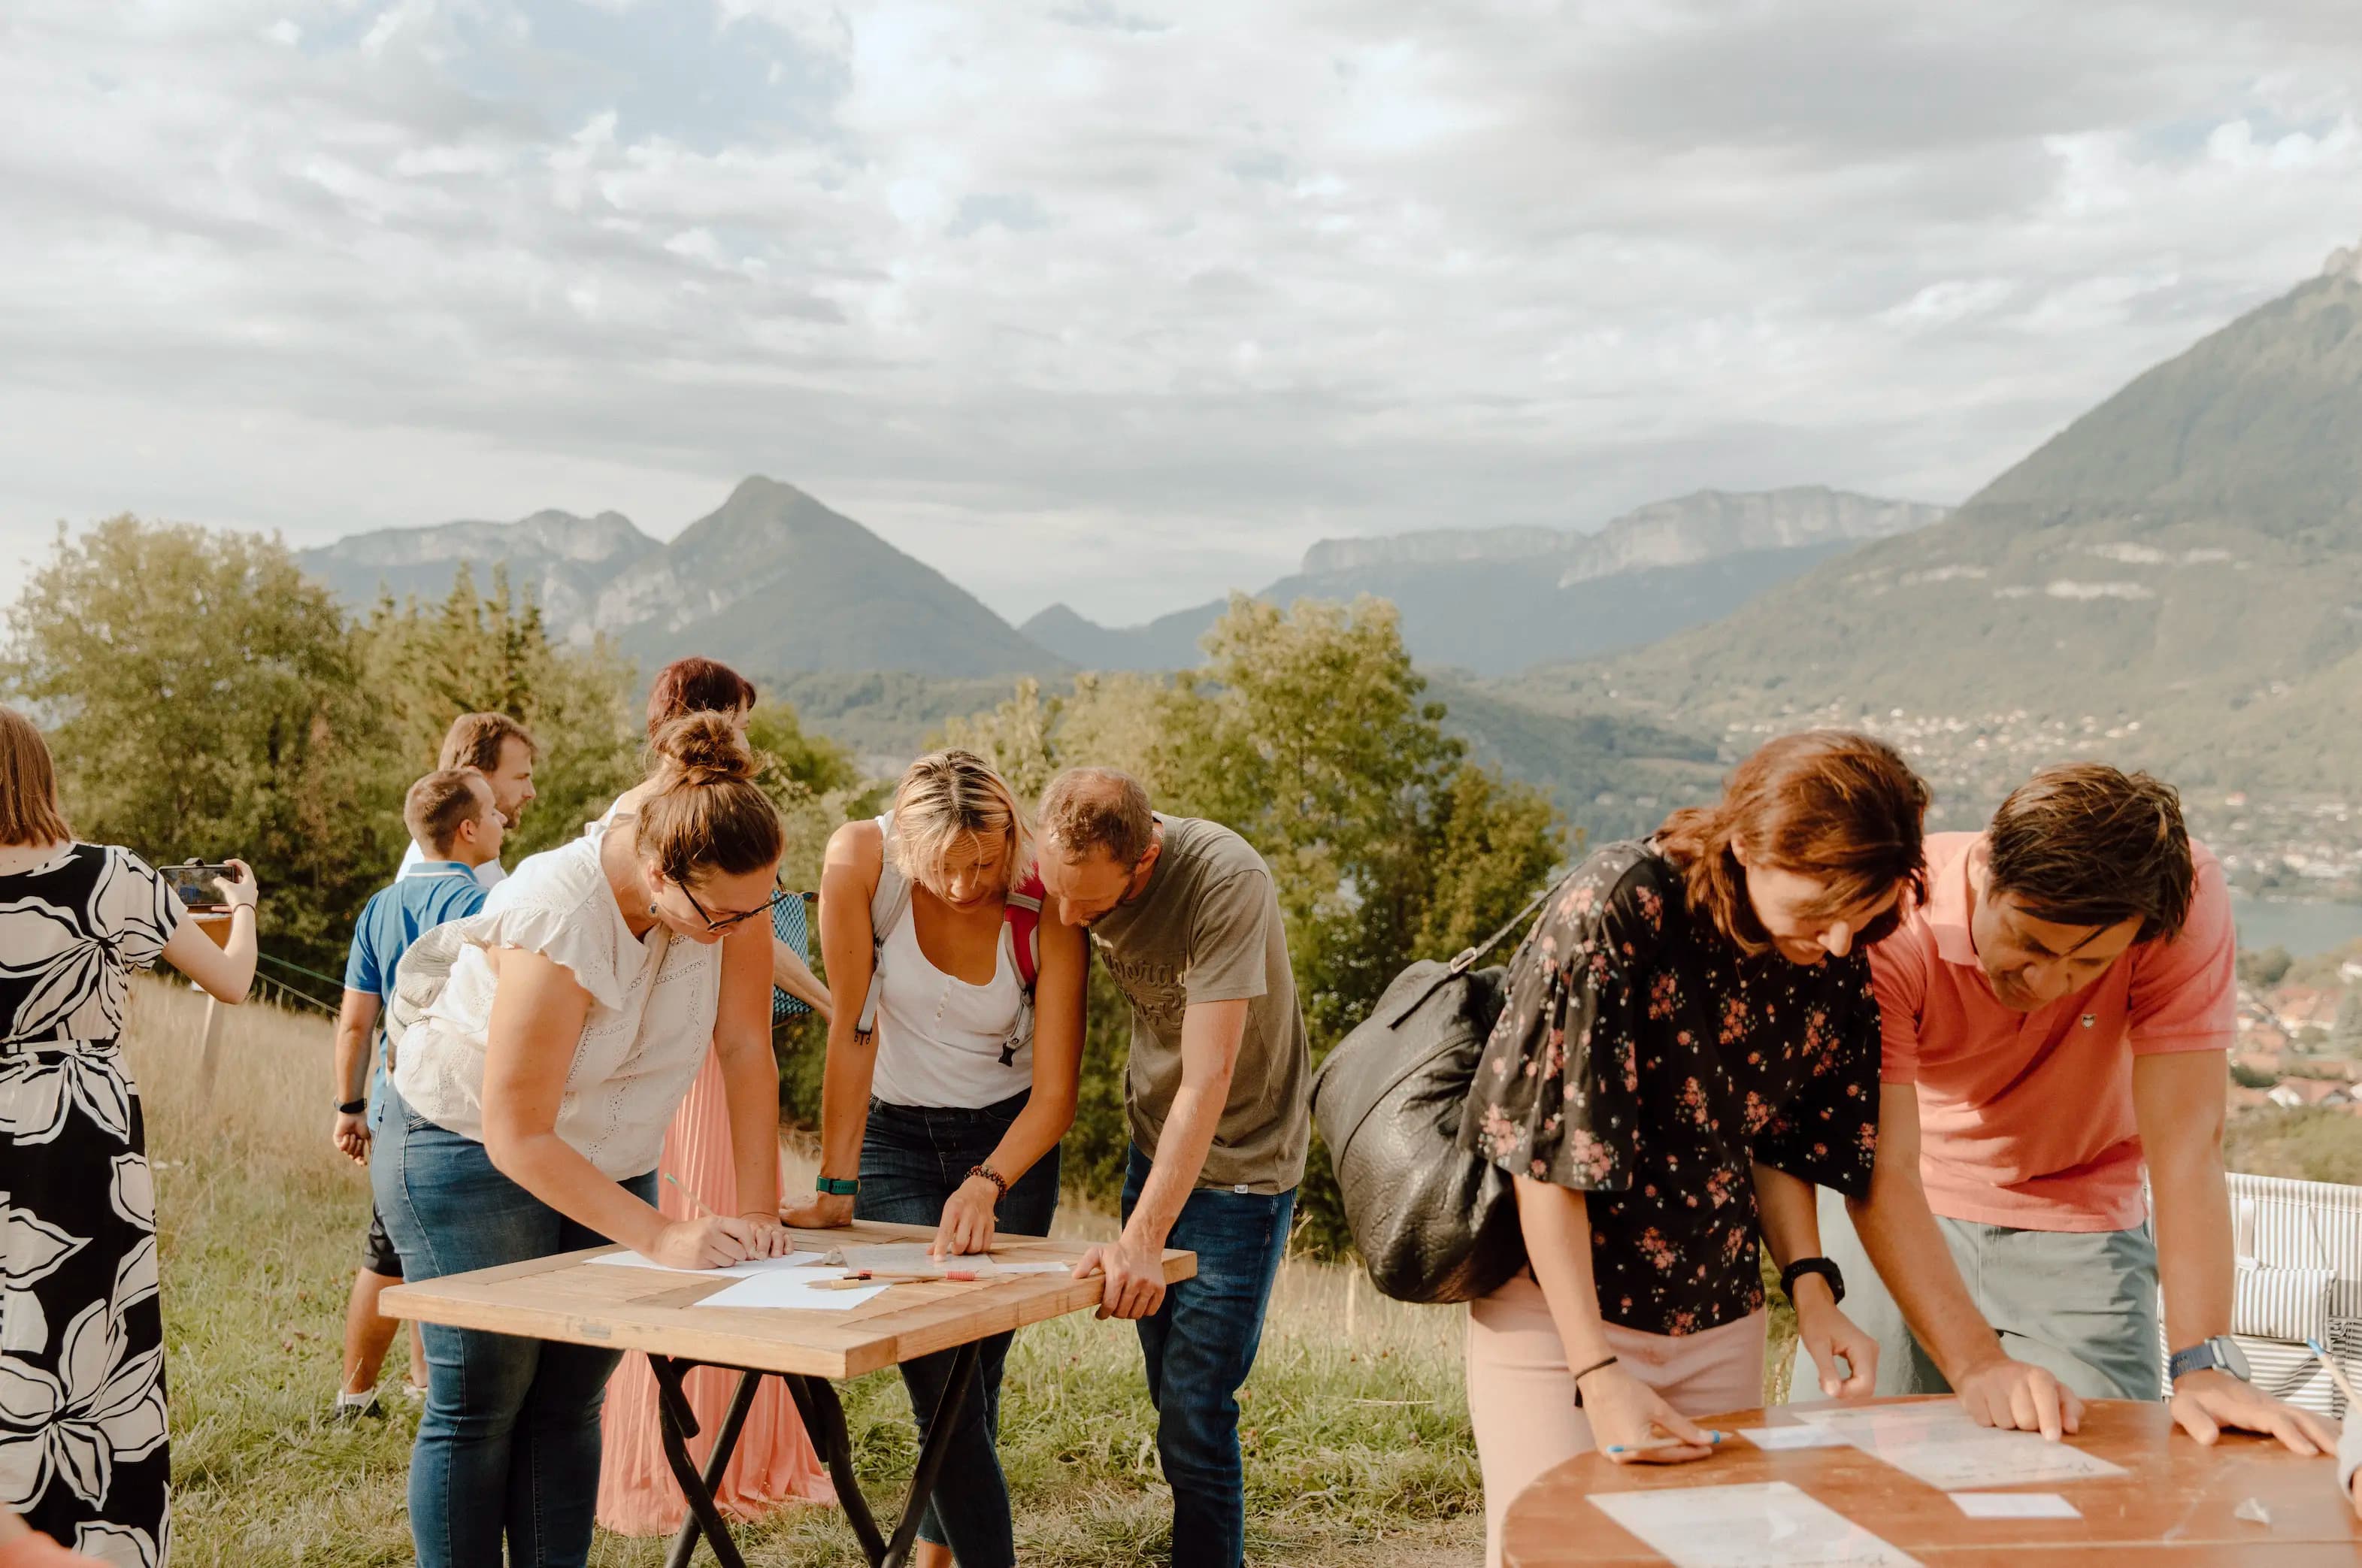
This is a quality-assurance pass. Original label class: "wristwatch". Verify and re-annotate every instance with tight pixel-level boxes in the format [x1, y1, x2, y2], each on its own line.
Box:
[816, 1176, 858, 1197]
[335, 1097, 367, 1116]
[2169, 1335, 2252, 1385]
[1779, 1256, 1846, 1306]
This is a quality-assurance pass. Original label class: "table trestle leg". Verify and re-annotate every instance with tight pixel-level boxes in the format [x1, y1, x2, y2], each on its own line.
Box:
[650, 1355, 753, 1568]
[660, 1366, 762, 1568]
[786, 1373, 892, 1563]
[878, 1338, 982, 1568]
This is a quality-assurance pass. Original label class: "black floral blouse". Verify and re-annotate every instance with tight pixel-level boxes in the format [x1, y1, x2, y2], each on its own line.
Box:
[1459, 841, 1881, 1336]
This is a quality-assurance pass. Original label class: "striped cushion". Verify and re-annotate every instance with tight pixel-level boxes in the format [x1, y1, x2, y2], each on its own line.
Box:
[2233, 1259, 2336, 1345]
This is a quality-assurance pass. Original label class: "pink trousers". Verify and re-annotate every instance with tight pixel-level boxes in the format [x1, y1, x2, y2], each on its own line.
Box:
[1465, 1272, 1766, 1568]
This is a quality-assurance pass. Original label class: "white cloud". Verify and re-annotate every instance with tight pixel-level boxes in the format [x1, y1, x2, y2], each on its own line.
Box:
[2, 0, 2361, 625]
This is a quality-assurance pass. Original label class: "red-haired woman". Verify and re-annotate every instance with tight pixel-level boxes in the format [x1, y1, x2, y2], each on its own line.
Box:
[596, 658, 836, 1536]
[1461, 731, 1929, 1567]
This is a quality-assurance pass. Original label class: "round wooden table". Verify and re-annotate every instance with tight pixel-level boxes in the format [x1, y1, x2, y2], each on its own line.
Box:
[1501, 1398, 2361, 1566]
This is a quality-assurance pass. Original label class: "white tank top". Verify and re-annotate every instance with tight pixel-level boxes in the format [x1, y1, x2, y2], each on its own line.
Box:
[868, 893, 1031, 1109]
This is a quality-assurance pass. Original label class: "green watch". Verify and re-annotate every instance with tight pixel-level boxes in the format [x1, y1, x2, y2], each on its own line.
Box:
[816, 1176, 858, 1197]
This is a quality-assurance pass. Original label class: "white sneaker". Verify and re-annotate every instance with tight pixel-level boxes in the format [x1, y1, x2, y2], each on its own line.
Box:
[332, 1388, 383, 1421]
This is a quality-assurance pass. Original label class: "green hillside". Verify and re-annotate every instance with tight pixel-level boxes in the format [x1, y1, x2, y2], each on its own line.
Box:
[1553, 262, 2362, 796]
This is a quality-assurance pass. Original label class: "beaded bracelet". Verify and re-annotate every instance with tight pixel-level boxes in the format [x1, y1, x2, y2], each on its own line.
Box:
[968, 1164, 1009, 1204]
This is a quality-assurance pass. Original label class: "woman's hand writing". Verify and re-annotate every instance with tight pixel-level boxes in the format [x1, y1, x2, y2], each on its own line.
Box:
[1579, 1364, 1725, 1464]
[931, 1176, 1000, 1258]
[650, 1216, 774, 1270]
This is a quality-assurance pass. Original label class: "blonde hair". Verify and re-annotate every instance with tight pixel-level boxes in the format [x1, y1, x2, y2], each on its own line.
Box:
[0, 707, 72, 848]
[636, 713, 783, 885]
[889, 750, 1030, 893]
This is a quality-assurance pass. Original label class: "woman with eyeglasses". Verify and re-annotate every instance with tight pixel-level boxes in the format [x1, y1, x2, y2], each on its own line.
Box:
[376, 713, 797, 1567]
[781, 749, 1089, 1568]
[595, 658, 835, 1537]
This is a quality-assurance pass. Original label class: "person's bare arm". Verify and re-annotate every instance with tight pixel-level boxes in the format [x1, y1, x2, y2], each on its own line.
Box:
[1516, 1176, 1722, 1461]
[332, 989, 380, 1164]
[783, 822, 881, 1227]
[2137, 1049, 2336, 1454]
[937, 910, 1089, 1256]
[477, 946, 772, 1269]
[1754, 1163, 1879, 1397]
[771, 937, 833, 1025]
[158, 858, 259, 1003]
[1846, 1082, 2082, 1437]
[715, 916, 785, 1221]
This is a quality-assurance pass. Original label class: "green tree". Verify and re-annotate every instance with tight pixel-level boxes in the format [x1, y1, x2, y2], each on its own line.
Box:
[354, 565, 640, 861]
[2, 518, 399, 973]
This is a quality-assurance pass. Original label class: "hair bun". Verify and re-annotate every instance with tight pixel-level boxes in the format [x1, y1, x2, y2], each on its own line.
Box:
[650, 711, 756, 787]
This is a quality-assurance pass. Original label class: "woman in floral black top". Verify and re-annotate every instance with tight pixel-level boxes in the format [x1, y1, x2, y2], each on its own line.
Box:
[1461, 731, 1929, 1567]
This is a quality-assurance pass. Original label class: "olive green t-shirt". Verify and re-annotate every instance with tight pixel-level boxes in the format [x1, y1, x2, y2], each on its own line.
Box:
[1087, 816, 1310, 1194]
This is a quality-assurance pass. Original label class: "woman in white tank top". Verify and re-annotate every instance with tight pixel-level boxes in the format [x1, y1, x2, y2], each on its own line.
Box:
[785, 750, 1089, 1568]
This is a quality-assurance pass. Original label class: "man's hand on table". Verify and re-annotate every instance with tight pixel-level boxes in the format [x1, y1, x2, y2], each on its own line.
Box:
[1074, 1230, 1167, 1321]
[1953, 1352, 2084, 1440]
[780, 1191, 854, 1230]
[2170, 1367, 2335, 1455]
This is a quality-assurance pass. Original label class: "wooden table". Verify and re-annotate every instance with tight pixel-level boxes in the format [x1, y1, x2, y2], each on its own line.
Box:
[1501, 1398, 2361, 1566]
[381, 1221, 1195, 1568]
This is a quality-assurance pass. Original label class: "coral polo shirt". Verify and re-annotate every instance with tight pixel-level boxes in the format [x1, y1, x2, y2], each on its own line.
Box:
[1868, 831, 2235, 1232]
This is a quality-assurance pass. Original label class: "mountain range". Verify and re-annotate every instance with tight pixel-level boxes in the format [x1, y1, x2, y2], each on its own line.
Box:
[1020, 486, 1949, 675]
[1546, 242, 2362, 795]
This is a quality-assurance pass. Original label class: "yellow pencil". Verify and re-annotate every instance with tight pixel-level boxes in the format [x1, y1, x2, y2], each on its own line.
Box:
[2305, 1339, 2359, 1407]
[663, 1171, 719, 1219]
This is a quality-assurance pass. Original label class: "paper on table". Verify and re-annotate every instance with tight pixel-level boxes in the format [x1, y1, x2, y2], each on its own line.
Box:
[997, 1261, 1081, 1275]
[589, 1249, 829, 1279]
[1797, 1403, 2124, 1491]
[693, 1268, 889, 1312]
[1735, 1425, 1852, 1451]
[1591, 1482, 1921, 1568]
[822, 1241, 1004, 1276]
[1951, 1493, 2079, 1520]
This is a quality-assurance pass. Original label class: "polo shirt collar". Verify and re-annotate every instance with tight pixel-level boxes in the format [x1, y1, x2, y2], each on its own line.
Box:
[1928, 833, 1985, 970]
[407, 861, 475, 879]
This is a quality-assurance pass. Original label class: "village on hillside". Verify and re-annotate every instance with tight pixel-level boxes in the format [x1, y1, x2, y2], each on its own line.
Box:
[2231, 941, 2362, 1116]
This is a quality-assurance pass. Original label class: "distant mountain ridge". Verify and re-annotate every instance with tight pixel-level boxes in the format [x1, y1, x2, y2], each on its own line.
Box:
[1556, 243, 2362, 795]
[302, 477, 1067, 679]
[1024, 486, 1948, 676]
[298, 509, 659, 631]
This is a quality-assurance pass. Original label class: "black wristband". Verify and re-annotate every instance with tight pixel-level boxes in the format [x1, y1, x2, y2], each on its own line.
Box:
[336, 1098, 367, 1116]
[1779, 1256, 1845, 1306]
[1570, 1354, 1619, 1408]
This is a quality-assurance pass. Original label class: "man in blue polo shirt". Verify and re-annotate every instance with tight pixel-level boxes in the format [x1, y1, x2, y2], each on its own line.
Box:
[330, 767, 504, 1418]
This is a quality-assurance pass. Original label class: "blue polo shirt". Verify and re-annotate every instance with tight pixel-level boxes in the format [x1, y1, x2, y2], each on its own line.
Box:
[344, 861, 489, 1117]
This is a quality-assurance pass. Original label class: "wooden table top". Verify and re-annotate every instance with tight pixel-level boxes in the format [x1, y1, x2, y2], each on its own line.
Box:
[380, 1221, 1195, 1380]
[1501, 1398, 2361, 1566]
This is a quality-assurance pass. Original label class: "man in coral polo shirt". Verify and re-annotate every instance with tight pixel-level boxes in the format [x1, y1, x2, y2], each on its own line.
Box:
[1815, 764, 2335, 1455]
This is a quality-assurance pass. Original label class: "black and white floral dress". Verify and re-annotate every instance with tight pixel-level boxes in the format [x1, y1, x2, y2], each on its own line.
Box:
[0, 843, 179, 1563]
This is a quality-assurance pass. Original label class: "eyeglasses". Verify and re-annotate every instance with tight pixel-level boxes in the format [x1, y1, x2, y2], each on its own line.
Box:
[678, 885, 787, 934]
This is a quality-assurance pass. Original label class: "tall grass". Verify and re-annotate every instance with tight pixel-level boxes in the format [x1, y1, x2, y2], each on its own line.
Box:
[125, 978, 1792, 1564]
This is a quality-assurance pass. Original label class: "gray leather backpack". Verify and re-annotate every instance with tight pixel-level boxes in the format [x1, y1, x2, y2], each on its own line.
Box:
[1308, 874, 1568, 1303]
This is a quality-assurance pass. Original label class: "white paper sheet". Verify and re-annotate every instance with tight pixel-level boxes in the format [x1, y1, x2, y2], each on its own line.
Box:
[1950, 1493, 2080, 1520]
[1736, 1425, 1853, 1451]
[1796, 1404, 2124, 1491]
[588, 1249, 829, 1279]
[692, 1268, 889, 1312]
[997, 1261, 1082, 1275]
[1591, 1482, 1921, 1567]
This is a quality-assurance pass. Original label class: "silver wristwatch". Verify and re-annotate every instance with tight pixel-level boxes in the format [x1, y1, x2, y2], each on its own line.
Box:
[2167, 1334, 2251, 1385]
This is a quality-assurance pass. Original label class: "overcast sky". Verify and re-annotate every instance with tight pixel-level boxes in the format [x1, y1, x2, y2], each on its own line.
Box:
[5, 2, 2360, 627]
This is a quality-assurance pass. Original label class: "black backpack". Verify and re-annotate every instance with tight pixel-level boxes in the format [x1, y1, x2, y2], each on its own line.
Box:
[1308, 876, 1567, 1304]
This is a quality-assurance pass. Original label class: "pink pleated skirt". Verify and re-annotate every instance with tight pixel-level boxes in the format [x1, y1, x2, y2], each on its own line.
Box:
[595, 1047, 837, 1534]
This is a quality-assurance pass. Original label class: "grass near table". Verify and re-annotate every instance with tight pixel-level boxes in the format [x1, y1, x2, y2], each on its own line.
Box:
[129, 980, 1793, 1565]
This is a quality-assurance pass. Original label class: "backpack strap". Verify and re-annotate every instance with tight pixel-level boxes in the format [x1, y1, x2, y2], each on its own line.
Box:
[1385, 868, 1579, 1028]
[853, 813, 910, 1046]
[1004, 870, 1046, 994]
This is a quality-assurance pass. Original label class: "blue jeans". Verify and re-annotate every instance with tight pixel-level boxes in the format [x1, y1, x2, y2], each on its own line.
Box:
[1121, 1144, 1294, 1568]
[853, 1093, 1061, 1568]
[373, 1085, 658, 1568]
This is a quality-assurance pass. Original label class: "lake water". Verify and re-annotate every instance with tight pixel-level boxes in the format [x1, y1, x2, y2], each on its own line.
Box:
[2230, 896, 2362, 958]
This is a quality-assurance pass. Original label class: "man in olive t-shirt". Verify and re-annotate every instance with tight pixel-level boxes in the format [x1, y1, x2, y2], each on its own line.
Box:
[1037, 767, 1308, 1568]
